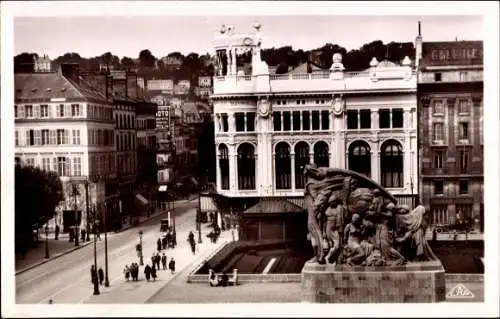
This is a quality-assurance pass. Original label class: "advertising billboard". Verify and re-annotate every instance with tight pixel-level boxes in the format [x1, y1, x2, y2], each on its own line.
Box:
[156, 105, 171, 130]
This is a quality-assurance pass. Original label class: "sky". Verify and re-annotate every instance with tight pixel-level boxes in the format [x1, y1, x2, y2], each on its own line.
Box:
[12, 6, 484, 60]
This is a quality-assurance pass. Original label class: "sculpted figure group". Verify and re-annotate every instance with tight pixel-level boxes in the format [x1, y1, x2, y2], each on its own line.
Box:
[304, 164, 439, 266]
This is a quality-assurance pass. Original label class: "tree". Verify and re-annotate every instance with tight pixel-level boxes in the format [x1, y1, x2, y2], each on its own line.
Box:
[15, 165, 64, 252]
[138, 49, 157, 68]
[121, 56, 136, 70]
[14, 52, 38, 73]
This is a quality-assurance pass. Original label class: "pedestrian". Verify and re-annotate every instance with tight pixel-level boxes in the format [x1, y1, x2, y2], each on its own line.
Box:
[90, 265, 97, 284]
[55, 224, 60, 240]
[162, 236, 167, 250]
[161, 253, 167, 270]
[144, 264, 152, 281]
[188, 231, 195, 243]
[132, 263, 138, 281]
[96, 225, 101, 241]
[124, 265, 130, 281]
[190, 239, 196, 255]
[432, 228, 437, 241]
[98, 267, 104, 285]
[156, 253, 161, 269]
[151, 265, 157, 281]
[81, 228, 86, 242]
[157, 238, 162, 252]
[169, 257, 176, 274]
[151, 253, 155, 267]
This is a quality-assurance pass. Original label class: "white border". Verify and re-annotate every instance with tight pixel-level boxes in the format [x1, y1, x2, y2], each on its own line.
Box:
[2, 1, 499, 318]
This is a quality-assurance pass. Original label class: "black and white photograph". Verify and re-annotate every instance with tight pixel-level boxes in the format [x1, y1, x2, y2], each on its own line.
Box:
[1, 1, 499, 317]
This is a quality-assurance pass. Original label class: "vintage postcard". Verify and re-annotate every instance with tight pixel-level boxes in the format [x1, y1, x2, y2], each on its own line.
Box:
[1, 1, 499, 317]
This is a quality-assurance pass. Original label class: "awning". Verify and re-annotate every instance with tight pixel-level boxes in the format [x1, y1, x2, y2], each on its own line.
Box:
[200, 195, 218, 213]
[136, 194, 148, 205]
[244, 198, 305, 214]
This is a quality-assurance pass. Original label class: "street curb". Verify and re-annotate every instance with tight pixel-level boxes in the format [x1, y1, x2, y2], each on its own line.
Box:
[15, 240, 93, 276]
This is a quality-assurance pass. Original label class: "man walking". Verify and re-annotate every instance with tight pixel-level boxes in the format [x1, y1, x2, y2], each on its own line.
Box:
[90, 265, 97, 284]
[55, 224, 60, 240]
[98, 267, 104, 285]
[161, 253, 167, 270]
[144, 264, 152, 281]
[169, 257, 176, 274]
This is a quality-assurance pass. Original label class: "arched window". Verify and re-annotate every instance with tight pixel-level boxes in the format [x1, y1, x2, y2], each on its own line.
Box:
[313, 141, 329, 168]
[275, 142, 291, 189]
[237, 143, 255, 190]
[294, 142, 309, 189]
[381, 140, 403, 188]
[219, 144, 229, 190]
[348, 141, 371, 178]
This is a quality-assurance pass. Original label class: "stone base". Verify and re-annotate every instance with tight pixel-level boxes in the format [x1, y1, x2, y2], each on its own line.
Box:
[301, 260, 446, 303]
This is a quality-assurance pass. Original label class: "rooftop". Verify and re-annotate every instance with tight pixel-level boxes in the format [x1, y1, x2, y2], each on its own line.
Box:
[15, 72, 107, 102]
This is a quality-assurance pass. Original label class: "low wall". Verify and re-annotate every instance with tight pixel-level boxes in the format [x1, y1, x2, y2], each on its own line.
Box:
[301, 260, 447, 303]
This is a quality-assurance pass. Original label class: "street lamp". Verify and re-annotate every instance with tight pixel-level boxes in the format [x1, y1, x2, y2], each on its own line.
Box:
[85, 180, 90, 242]
[103, 201, 110, 287]
[92, 213, 100, 295]
[138, 230, 144, 265]
[44, 224, 49, 259]
[73, 184, 80, 247]
[197, 210, 202, 244]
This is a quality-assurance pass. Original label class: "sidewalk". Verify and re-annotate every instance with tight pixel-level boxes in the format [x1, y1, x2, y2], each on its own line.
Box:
[14, 204, 179, 274]
[82, 221, 234, 303]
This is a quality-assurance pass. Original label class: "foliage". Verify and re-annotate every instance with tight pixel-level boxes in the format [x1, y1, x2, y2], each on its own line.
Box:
[138, 49, 157, 68]
[15, 165, 64, 252]
[15, 39, 415, 81]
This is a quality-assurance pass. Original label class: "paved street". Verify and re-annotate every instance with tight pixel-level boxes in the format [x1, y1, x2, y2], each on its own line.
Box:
[15, 198, 208, 304]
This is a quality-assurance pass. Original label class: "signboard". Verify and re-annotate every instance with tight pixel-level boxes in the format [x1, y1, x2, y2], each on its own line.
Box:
[156, 105, 171, 130]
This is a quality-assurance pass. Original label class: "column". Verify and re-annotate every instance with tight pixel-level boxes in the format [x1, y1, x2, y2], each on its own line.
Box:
[309, 112, 313, 131]
[389, 109, 393, 128]
[309, 151, 315, 164]
[371, 150, 380, 183]
[329, 110, 334, 131]
[371, 109, 378, 130]
[216, 153, 221, 192]
[244, 112, 248, 132]
[228, 144, 237, 193]
[291, 153, 296, 191]
[300, 111, 303, 131]
[329, 137, 335, 168]
[281, 112, 284, 131]
[271, 152, 276, 194]
[403, 109, 411, 131]
[404, 141, 411, 191]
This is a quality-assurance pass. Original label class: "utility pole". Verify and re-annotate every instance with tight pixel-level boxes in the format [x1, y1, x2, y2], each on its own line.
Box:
[104, 201, 110, 287]
[73, 184, 79, 247]
[85, 181, 90, 242]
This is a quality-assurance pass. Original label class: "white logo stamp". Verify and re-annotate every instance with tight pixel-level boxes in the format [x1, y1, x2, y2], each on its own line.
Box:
[446, 283, 475, 298]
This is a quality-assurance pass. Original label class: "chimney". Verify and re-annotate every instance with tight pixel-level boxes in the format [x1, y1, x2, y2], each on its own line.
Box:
[415, 21, 423, 68]
[60, 63, 80, 84]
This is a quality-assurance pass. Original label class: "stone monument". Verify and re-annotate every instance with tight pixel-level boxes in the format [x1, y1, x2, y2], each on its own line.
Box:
[301, 164, 446, 303]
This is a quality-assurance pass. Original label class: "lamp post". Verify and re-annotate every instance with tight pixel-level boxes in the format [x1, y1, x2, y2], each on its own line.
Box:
[44, 224, 49, 259]
[103, 201, 110, 287]
[138, 230, 144, 265]
[85, 180, 90, 242]
[73, 184, 79, 247]
[92, 213, 100, 295]
[197, 210, 202, 244]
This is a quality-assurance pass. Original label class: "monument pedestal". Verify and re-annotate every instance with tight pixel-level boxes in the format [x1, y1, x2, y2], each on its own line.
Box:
[301, 260, 446, 303]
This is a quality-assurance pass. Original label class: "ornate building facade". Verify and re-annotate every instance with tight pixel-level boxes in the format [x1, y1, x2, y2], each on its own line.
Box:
[209, 24, 418, 240]
[416, 29, 483, 230]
